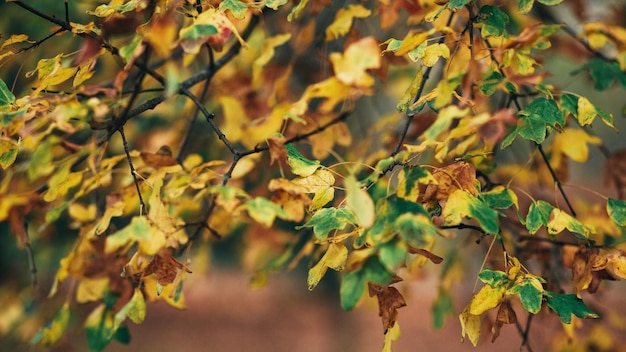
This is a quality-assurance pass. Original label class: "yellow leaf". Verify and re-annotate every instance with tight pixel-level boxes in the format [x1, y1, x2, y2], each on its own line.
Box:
[244, 104, 288, 149]
[76, 277, 109, 303]
[94, 198, 125, 235]
[394, 31, 429, 56]
[291, 77, 354, 115]
[43, 161, 83, 202]
[141, 16, 178, 58]
[292, 169, 335, 210]
[547, 208, 593, 237]
[148, 178, 183, 234]
[330, 36, 381, 88]
[68, 203, 96, 223]
[610, 255, 626, 280]
[550, 128, 601, 166]
[469, 284, 506, 315]
[422, 43, 450, 67]
[325, 4, 372, 41]
[382, 323, 401, 352]
[126, 288, 147, 324]
[459, 304, 481, 347]
[143, 275, 186, 309]
[307, 243, 348, 290]
[218, 95, 247, 143]
[253, 33, 291, 87]
[345, 175, 375, 228]
[1, 34, 29, 50]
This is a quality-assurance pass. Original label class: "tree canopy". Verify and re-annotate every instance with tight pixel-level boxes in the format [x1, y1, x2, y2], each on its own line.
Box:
[1, 0, 626, 351]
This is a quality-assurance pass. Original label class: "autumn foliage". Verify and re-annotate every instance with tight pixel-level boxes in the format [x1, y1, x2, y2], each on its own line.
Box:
[2, 0, 626, 351]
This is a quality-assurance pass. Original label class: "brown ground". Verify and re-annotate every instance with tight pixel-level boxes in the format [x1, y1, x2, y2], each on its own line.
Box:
[98, 269, 559, 352]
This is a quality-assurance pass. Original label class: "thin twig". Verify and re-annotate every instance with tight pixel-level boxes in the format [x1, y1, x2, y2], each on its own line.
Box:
[118, 126, 146, 213]
[22, 220, 37, 287]
[536, 143, 576, 217]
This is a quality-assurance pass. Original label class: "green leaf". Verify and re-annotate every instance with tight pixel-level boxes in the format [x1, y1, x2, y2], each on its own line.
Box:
[367, 195, 430, 243]
[518, 114, 549, 144]
[241, 197, 288, 228]
[526, 200, 554, 234]
[477, 269, 509, 287]
[219, 0, 250, 20]
[265, 0, 289, 10]
[443, 190, 500, 235]
[379, 237, 407, 272]
[297, 207, 358, 240]
[286, 144, 320, 177]
[395, 213, 438, 249]
[560, 93, 579, 118]
[119, 34, 143, 65]
[179, 24, 218, 40]
[85, 305, 116, 352]
[0, 78, 15, 107]
[449, 0, 472, 10]
[478, 71, 505, 96]
[537, 0, 564, 5]
[432, 290, 455, 329]
[518, 0, 534, 14]
[477, 5, 510, 38]
[544, 292, 599, 324]
[572, 59, 626, 91]
[112, 324, 131, 344]
[607, 198, 626, 227]
[30, 303, 70, 345]
[507, 277, 543, 314]
[340, 256, 393, 310]
[0, 139, 19, 169]
[481, 186, 518, 210]
[521, 97, 564, 128]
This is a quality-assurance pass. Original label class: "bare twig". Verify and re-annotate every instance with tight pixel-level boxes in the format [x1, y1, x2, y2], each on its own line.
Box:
[536, 143, 576, 217]
[118, 126, 146, 213]
[22, 220, 37, 287]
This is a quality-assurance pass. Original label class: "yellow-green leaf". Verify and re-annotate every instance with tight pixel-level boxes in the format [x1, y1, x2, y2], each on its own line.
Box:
[345, 175, 375, 229]
[0, 139, 19, 169]
[459, 304, 481, 347]
[422, 43, 450, 67]
[469, 284, 506, 315]
[30, 303, 70, 346]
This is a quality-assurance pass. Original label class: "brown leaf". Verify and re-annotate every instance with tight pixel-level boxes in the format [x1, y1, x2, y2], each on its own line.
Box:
[144, 249, 192, 286]
[492, 300, 517, 343]
[267, 135, 287, 165]
[408, 247, 444, 264]
[140, 146, 178, 168]
[605, 150, 626, 200]
[368, 284, 407, 332]
[423, 161, 478, 201]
